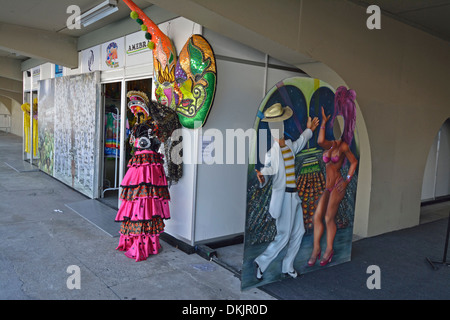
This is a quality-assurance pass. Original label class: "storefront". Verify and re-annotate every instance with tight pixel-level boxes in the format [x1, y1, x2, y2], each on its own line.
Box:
[22, 15, 308, 256]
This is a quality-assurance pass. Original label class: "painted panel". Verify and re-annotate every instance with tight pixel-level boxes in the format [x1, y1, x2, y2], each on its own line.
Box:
[242, 77, 360, 290]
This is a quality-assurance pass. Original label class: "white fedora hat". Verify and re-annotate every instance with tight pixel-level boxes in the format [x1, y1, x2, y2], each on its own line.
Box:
[261, 103, 293, 122]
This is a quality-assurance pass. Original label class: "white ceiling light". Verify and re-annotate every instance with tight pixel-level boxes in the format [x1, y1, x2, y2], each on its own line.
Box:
[80, 0, 119, 27]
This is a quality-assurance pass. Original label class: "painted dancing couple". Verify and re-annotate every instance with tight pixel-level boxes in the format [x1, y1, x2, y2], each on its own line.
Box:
[254, 86, 358, 280]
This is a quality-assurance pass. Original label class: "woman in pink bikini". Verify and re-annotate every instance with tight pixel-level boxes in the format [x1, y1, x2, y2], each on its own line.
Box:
[307, 86, 358, 267]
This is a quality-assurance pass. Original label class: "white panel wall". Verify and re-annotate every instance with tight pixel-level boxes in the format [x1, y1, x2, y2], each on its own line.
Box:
[193, 28, 307, 243]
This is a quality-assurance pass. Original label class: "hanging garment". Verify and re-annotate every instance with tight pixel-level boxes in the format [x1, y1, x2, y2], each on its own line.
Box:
[104, 111, 120, 158]
[21, 103, 38, 156]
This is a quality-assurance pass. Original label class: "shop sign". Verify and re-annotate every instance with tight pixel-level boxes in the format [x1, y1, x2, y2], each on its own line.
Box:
[125, 31, 152, 67]
[32, 67, 40, 86]
[55, 65, 63, 78]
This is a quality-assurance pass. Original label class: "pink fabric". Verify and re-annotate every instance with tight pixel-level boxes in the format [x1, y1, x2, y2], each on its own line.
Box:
[115, 197, 171, 221]
[116, 234, 161, 262]
[135, 149, 159, 156]
[116, 149, 169, 262]
[121, 164, 167, 186]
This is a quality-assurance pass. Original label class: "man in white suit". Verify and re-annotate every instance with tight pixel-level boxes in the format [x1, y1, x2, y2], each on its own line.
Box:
[255, 103, 319, 279]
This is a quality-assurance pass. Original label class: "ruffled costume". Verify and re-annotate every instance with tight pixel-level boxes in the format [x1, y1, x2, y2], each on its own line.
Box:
[115, 149, 170, 261]
[115, 91, 173, 262]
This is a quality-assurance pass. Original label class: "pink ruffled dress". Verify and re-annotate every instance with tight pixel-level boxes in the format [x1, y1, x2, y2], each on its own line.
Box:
[115, 149, 170, 261]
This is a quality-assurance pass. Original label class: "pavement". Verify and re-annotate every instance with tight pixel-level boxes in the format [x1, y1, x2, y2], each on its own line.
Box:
[1, 132, 449, 303]
[0, 133, 275, 300]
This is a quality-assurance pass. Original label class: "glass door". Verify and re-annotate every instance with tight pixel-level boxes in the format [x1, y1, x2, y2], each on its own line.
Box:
[98, 81, 122, 208]
[99, 77, 152, 209]
[23, 90, 39, 165]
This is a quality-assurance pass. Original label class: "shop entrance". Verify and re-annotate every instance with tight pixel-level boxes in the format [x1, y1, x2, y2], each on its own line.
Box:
[23, 90, 39, 166]
[98, 81, 122, 208]
[98, 78, 152, 209]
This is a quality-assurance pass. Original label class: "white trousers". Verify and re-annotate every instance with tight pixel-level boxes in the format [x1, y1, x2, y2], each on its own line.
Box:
[255, 192, 305, 274]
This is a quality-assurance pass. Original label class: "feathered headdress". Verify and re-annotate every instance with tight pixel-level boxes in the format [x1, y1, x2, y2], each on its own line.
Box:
[127, 90, 150, 118]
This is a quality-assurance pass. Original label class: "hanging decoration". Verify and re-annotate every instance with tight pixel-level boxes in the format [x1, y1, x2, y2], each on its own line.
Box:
[122, 0, 217, 129]
[174, 34, 217, 129]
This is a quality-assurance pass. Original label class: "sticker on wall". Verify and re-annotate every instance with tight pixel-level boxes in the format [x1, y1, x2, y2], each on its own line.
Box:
[101, 38, 124, 71]
[55, 65, 63, 78]
[241, 77, 360, 290]
[121, 0, 217, 129]
[106, 42, 119, 68]
[81, 45, 100, 73]
[87, 50, 95, 71]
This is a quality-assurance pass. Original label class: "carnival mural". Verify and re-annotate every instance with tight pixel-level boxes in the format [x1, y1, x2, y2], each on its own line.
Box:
[242, 77, 360, 290]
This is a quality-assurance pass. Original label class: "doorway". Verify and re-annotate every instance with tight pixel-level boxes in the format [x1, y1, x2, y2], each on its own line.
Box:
[98, 81, 122, 208]
[23, 90, 39, 165]
[98, 77, 152, 209]
[420, 118, 450, 224]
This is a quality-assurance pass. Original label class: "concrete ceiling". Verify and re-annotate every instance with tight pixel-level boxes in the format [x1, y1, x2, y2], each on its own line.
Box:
[351, 0, 450, 42]
[0, 0, 151, 64]
[0, 0, 151, 35]
[0, 0, 448, 79]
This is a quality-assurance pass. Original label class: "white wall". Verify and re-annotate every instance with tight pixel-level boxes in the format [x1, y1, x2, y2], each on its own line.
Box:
[193, 28, 308, 243]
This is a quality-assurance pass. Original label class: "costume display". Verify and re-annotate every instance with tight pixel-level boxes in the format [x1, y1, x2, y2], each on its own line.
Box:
[115, 91, 180, 262]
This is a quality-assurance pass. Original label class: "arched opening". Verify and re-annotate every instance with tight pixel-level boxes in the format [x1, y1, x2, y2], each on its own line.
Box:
[0, 96, 12, 134]
[296, 61, 372, 238]
[420, 118, 450, 224]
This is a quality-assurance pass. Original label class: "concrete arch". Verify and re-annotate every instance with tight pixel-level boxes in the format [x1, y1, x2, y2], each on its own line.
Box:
[0, 91, 22, 106]
[297, 62, 372, 238]
[0, 96, 13, 114]
[295, 1, 450, 236]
